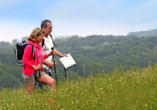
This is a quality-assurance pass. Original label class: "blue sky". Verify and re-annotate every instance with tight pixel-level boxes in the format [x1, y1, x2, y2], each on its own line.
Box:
[0, 0, 157, 42]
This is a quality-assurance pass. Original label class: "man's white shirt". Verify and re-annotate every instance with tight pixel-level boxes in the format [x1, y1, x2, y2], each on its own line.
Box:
[42, 36, 54, 70]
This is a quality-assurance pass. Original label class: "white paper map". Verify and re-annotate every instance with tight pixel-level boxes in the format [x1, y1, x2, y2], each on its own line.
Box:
[59, 54, 76, 69]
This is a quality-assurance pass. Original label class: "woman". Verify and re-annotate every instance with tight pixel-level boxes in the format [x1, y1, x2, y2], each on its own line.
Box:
[22, 27, 55, 94]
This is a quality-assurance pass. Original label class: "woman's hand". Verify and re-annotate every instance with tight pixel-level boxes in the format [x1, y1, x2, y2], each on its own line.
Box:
[47, 50, 55, 57]
[32, 64, 41, 70]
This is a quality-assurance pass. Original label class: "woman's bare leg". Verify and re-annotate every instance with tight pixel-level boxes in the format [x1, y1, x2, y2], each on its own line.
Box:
[25, 85, 35, 94]
[38, 74, 55, 90]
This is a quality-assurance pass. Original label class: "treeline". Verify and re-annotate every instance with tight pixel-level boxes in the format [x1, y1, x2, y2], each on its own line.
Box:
[127, 29, 157, 37]
[55, 35, 157, 74]
[1, 35, 157, 87]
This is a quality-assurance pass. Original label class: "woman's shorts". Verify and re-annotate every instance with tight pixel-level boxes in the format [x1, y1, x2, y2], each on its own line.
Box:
[22, 71, 45, 85]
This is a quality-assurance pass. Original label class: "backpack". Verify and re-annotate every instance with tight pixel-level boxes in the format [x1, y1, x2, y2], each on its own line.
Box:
[14, 40, 35, 67]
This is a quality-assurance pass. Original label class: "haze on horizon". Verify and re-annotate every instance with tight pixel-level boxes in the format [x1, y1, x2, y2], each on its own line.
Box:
[0, 0, 157, 42]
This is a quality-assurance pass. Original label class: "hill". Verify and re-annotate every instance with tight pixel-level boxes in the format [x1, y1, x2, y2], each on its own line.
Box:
[0, 64, 157, 109]
[127, 29, 157, 37]
[1, 35, 157, 87]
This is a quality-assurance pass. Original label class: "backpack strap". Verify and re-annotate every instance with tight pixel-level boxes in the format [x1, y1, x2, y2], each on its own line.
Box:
[50, 34, 57, 47]
[41, 35, 57, 47]
[27, 43, 35, 61]
[41, 39, 45, 47]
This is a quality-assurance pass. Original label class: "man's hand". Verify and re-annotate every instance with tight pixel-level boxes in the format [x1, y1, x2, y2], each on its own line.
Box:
[48, 62, 57, 68]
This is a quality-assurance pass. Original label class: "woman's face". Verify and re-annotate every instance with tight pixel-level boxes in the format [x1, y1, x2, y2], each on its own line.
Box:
[36, 33, 44, 43]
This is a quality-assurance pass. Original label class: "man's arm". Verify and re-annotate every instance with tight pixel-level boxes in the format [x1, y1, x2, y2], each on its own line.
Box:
[43, 50, 55, 68]
[43, 48, 66, 68]
[54, 48, 67, 57]
[43, 60, 55, 68]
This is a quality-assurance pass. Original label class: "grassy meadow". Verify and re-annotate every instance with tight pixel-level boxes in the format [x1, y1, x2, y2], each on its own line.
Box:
[1, 64, 157, 110]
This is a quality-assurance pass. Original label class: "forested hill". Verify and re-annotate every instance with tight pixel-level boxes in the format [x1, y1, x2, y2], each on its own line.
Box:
[127, 29, 157, 37]
[1, 35, 157, 88]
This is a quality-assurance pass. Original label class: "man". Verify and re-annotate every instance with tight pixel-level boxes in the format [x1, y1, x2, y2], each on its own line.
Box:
[40, 20, 67, 84]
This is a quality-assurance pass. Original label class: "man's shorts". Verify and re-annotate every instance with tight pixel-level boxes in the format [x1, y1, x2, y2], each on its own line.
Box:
[22, 71, 45, 85]
[43, 68, 53, 77]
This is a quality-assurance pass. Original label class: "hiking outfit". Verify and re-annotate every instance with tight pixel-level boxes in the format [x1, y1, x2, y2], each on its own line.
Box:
[42, 35, 54, 77]
[22, 40, 48, 85]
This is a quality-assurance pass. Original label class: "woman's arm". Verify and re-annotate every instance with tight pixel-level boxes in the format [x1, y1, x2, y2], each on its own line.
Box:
[44, 54, 48, 59]
[22, 45, 35, 68]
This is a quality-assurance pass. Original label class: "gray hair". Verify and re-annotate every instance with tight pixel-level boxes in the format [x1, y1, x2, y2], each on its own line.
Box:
[41, 20, 51, 28]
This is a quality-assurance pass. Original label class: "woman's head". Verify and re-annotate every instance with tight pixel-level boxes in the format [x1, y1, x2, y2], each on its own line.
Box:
[28, 28, 45, 43]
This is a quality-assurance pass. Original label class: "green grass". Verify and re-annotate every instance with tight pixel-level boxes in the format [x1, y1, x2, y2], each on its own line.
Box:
[1, 64, 157, 110]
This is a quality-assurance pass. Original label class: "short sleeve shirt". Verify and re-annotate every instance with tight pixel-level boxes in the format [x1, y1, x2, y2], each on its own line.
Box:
[42, 36, 54, 70]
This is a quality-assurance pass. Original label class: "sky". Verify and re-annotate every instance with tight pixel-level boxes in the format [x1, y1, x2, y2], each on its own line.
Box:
[0, 0, 157, 43]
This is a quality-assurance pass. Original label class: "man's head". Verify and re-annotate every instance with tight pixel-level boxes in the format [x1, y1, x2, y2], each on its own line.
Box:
[41, 20, 53, 37]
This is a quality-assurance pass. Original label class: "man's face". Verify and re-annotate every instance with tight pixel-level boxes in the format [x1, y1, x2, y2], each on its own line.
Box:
[44, 22, 53, 36]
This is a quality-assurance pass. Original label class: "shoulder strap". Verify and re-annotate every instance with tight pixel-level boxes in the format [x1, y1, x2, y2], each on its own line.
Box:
[41, 39, 45, 47]
[50, 34, 57, 47]
[26, 43, 35, 61]
[41, 35, 57, 47]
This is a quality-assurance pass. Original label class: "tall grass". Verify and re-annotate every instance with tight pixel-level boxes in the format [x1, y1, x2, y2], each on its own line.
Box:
[1, 64, 157, 110]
